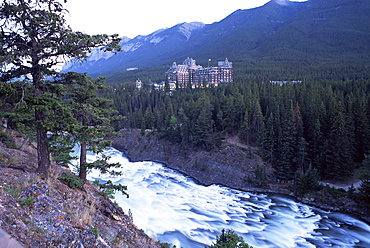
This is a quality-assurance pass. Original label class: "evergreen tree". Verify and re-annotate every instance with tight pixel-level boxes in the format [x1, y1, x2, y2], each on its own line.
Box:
[208, 229, 253, 248]
[358, 151, 370, 212]
[261, 112, 275, 165]
[293, 102, 308, 171]
[274, 102, 297, 181]
[167, 115, 182, 144]
[101, 77, 370, 184]
[64, 73, 121, 182]
[294, 164, 320, 196]
[189, 93, 216, 149]
[240, 96, 262, 145]
[323, 100, 354, 180]
[222, 92, 244, 134]
[0, 0, 120, 178]
[351, 90, 370, 162]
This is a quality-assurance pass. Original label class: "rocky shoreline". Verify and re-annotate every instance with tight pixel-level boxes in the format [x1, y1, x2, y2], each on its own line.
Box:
[112, 129, 370, 224]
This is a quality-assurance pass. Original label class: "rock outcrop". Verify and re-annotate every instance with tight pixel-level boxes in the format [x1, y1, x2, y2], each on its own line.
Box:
[0, 129, 161, 248]
[112, 129, 280, 194]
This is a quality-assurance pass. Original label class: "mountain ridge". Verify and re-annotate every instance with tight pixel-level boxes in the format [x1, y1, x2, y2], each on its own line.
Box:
[63, 0, 370, 81]
[62, 21, 206, 73]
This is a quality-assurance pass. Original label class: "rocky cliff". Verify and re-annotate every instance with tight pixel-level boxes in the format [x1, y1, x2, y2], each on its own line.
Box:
[112, 129, 281, 194]
[0, 128, 161, 248]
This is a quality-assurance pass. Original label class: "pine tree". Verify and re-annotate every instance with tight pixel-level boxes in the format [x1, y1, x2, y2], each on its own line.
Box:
[63, 73, 121, 182]
[261, 112, 275, 165]
[351, 90, 370, 162]
[323, 100, 354, 180]
[209, 229, 253, 248]
[276, 102, 297, 181]
[358, 151, 370, 212]
[0, 0, 120, 178]
[195, 94, 215, 149]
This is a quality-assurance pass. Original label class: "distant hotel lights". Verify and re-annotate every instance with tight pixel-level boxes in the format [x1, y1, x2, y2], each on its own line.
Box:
[166, 57, 233, 88]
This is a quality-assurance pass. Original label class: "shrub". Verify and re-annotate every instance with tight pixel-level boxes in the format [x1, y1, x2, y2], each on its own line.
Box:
[208, 229, 253, 248]
[0, 132, 16, 148]
[58, 172, 83, 189]
[159, 243, 176, 248]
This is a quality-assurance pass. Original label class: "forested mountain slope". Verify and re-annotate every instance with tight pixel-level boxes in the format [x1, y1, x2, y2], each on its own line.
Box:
[64, 0, 370, 82]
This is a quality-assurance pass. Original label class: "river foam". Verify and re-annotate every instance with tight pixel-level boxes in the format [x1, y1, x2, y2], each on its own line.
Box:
[83, 147, 370, 248]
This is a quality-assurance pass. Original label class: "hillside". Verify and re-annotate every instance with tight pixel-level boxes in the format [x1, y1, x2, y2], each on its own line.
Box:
[63, 0, 370, 82]
[0, 128, 161, 248]
[256, 0, 370, 63]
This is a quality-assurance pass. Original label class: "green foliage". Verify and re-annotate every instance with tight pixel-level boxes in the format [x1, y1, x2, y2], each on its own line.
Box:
[0, 131, 10, 140]
[159, 243, 177, 248]
[322, 100, 354, 180]
[3, 140, 16, 149]
[4, 187, 20, 199]
[294, 165, 320, 197]
[357, 181, 370, 211]
[252, 164, 268, 188]
[208, 229, 253, 248]
[324, 186, 347, 197]
[90, 226, 99, 239]
[58, 172, 84, 189]
[47, 135, 77, 167]
[93, 180, 129, 199]
[0, 0, 121, 178]
[357, 151, 370, 211]
[360, 151, 370, 180]
[61, 72, 122, 182]
[87, 154, 122, 176]
[103, 78, 370, 188]
[20, 197, 36, 207]
[0, 131, 16, 148]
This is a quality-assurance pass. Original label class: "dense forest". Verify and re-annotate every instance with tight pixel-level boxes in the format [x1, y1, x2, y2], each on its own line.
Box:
[102, 77, 370, 185]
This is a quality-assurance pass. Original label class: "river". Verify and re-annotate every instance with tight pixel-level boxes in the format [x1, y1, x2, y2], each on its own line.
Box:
[82, 147, 370, 248]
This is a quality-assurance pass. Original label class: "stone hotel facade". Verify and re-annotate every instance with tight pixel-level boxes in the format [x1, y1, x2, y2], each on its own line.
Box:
[166, 57, 233, 88]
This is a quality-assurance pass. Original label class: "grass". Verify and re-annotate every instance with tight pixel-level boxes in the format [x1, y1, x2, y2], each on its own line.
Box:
[90, 226, 99, 239]
[4, 186, 20, 199]
[20, 197, 36, 207]
[81, 199, 96, 225]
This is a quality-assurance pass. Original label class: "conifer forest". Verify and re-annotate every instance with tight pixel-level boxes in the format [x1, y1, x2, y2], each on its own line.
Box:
[103, 76, 370, 184]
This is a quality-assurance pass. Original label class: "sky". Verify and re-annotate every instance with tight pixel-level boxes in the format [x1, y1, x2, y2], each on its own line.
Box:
[63, 0, 306, 39]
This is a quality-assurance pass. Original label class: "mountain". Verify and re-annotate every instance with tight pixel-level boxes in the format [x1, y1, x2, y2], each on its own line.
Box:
[63, 0, 370, 80]
[62, 22, 205, 75]
[257, 0, 370, 63]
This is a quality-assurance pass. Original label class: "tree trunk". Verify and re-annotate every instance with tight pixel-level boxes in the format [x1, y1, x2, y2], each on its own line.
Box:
[79, 140, 87, 182]
[33, 64, 51, 179]
[35, 109, 50, 179]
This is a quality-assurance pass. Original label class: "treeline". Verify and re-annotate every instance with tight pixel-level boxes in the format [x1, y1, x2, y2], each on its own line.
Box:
[101, 61, 370, 85]
[102, 78, 370, 182]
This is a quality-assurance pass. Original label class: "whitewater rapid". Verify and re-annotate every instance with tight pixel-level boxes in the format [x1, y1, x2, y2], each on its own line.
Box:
[82, 147, 370, 248]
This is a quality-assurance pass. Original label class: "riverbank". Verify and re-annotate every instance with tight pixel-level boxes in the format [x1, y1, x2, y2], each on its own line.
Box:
[0, 128, 161, 248]
[112, 129, 369, 223]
